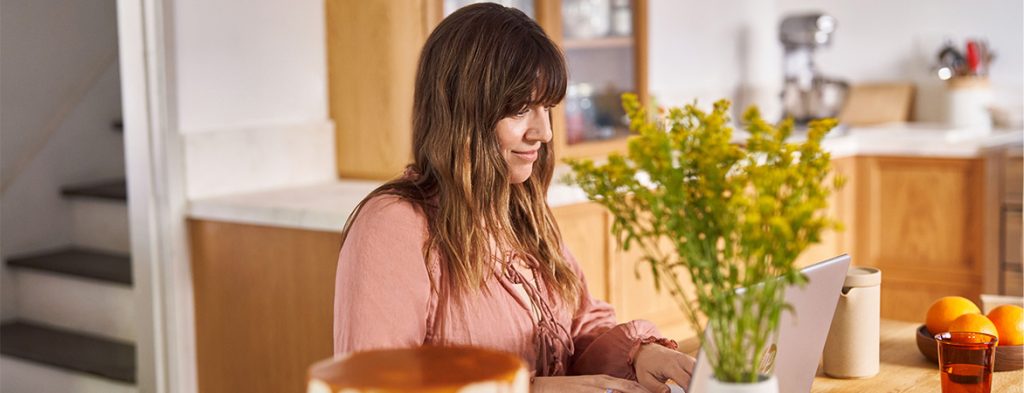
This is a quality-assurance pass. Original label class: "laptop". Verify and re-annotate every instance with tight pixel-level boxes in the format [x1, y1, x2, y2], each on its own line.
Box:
[676, 254, 851, 393]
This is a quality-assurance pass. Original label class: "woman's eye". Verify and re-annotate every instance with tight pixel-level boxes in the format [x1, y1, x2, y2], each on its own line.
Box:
[516, 108, 530, 117]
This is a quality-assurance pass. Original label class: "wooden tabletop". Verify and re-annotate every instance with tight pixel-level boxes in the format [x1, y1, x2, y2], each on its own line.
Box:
[811, 319, 1024, 392]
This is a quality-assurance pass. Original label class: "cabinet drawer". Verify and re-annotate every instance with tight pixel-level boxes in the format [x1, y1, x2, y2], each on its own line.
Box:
[1004, 155, 1022, 205]
[1005, 268, 1023, 297]
[1005, 210, 1022, 267]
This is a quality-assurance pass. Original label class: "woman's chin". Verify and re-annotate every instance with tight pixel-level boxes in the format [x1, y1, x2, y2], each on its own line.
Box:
[509, 168, 532, 184]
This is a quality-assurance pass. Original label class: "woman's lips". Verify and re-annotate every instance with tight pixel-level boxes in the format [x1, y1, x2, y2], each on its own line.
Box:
[512, 149, 538, 161]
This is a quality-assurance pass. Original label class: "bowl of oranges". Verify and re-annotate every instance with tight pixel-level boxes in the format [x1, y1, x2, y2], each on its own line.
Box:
[916, 296, 1023, 371]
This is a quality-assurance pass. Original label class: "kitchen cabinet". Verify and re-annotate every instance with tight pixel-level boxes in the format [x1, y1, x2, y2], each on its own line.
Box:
[326, 0, 431, 180]
[982, 144, 1024, 298]
[609, 238, 696, 340]
[553, 202, 695, 340]
[796, 156, 988, 322]
[854, 157, 985, 322]
[551, 202, 612, 300]
[326, 0, 648, 180]
[188, 219, 341, 393]
[793, 157, 856, 269]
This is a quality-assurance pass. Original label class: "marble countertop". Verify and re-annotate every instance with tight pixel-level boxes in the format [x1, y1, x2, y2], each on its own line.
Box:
[188, 123, 1022, 232]
[187, 178, 589, 233]
[818, 123, 1022, 158]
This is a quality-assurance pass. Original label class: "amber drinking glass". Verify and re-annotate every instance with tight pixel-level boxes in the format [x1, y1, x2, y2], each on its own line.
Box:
[934, 332, 998, 393]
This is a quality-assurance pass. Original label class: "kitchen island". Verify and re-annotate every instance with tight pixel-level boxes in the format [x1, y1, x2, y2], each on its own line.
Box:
[186, 123, 1021, 393]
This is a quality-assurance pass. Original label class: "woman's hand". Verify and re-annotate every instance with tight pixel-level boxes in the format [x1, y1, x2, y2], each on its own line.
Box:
[532, 375, 651, 393]
[633, 343, 696, 393]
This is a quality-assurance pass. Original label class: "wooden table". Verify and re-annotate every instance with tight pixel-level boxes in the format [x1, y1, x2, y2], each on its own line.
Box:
[811, 319, 1023, 392]
[676, 319, 1022, 392]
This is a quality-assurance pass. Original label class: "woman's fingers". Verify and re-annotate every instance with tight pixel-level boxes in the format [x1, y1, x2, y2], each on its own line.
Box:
[637, 372, 669, 393]
[670, 353, 696, 387]
[601, 374, 653, 393]
[676, 352, 697, 373]
[664, 365, 691, 390]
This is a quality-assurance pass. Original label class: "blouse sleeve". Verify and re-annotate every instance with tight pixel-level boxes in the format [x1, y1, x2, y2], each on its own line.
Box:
[564, 248, 677, 380]
[333, 195, 434, 356]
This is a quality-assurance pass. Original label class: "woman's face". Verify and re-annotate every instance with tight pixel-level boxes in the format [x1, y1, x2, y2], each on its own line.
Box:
[495, 104, 553, 184]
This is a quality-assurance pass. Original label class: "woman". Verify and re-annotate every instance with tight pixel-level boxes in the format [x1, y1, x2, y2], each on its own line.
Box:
[333, 3, 695, 392]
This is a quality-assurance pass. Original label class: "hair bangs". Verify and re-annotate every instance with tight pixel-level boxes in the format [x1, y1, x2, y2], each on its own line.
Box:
[528, 41, 567, 108]
[502, 30, 567, 116]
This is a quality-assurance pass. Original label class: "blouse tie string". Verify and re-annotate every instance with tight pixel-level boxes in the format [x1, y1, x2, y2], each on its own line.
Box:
[502, 251, 574, 376]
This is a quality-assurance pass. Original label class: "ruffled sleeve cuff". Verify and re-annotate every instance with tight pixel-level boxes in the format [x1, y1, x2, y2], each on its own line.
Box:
[569, 319, 676, 380]
[626, 336, 679, 369]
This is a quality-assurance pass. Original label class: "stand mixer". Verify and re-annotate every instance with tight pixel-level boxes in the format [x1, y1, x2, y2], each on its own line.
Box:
[779, 13, 849, 124]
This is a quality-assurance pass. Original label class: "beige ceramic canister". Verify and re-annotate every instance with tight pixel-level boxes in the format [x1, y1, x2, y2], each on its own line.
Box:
[946, 76, 993, 132]
[822, 267, 882, 379]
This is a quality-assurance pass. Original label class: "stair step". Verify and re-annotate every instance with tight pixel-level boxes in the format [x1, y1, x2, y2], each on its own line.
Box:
[1, 356, 136, 393]
[13, 267, 136, 342]
[61, 179, 126, 201]
[68, 190, 131, 254]
[7, 248, 131, 285]
[0, 321, 135, 384]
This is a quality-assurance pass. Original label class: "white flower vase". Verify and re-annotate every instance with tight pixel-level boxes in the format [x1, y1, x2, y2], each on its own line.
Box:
[706, 374, 778, 393]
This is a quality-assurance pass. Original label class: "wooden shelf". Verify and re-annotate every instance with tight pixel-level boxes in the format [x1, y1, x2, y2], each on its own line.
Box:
[563, 35, 632, 50]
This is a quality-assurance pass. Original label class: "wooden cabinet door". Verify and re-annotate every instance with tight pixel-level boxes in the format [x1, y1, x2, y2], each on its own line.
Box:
[852, 156, 984, 322]
[552, 202, 611, 301]
[794, 156, 857, 268]
[327, 0, 429, 180]
[611, 242, 696, 340]
[189, 220, 342, 393]
[553, 202, 694, 339]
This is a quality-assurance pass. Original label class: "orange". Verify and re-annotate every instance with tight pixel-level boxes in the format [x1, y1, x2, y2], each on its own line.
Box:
[948, 314, 1000, 344]
[926, 296, 981, 334]
[987, 305, 1024, 346]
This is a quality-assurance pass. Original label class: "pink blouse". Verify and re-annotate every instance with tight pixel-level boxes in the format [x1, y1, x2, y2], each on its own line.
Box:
[333, 194, 672, 380]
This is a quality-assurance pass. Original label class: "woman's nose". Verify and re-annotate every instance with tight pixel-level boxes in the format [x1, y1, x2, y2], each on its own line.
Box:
[526, 109, 552, 143]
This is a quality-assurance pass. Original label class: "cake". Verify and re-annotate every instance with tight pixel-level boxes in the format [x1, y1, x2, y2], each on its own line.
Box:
[307, 346, 530, 393]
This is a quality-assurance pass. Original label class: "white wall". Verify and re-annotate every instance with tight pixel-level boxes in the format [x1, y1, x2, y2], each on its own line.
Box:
[174, 0, 328, 132]
[173, 0, 335, 199]
[777, 0, 1023, 122]
[648, 0, 757, 109]
[648, 0, 1023, 122]
[0, 0, 124, 320]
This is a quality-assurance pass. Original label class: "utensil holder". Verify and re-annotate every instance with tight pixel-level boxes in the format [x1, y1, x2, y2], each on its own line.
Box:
[823, 267, 881, 379]
[946, 76, 993, 132]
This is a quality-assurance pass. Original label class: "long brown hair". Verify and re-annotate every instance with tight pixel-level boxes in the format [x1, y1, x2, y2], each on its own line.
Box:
[339, 3, 580, 307]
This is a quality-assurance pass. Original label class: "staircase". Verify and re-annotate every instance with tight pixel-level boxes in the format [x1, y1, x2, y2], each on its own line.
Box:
[1, 179, 137, 393]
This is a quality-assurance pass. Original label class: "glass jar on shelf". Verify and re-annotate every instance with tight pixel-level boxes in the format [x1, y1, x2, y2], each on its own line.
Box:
[610, 0, 631, 36]
[443, 0, 534, 18]
[562, 0, 612, 39]
[565, 83, 598, 144]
